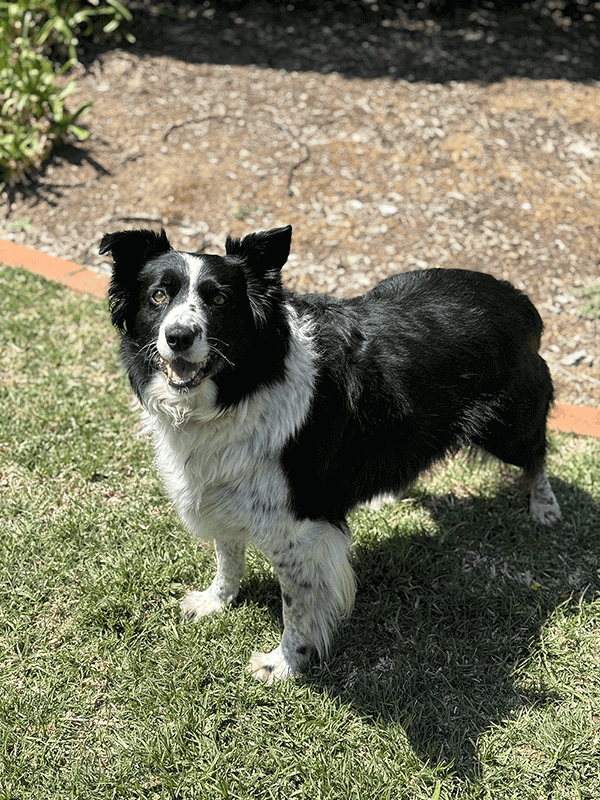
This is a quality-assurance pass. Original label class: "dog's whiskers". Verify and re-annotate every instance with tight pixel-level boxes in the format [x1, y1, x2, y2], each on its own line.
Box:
[209, 341, 235, 368]
[138, 340, 160, 367]
[208, 336, 230, 349]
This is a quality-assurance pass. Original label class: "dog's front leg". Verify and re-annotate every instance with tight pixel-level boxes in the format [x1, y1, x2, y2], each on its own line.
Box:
[249, 520, 355, 683]
[181, 537, 246, 621]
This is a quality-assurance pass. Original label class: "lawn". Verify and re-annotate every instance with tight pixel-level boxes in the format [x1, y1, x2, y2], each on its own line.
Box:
[1, 263, 599, 799]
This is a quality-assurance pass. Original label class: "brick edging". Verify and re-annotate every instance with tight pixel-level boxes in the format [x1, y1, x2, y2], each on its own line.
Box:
[547, 403, 600, 438]
[2, 238, 599, 439]
[0, 239, 110, 299]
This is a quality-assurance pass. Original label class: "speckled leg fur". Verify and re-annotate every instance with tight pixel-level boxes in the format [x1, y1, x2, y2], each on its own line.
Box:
[249, 520, 356, 683]
[181, 538, 246, 621]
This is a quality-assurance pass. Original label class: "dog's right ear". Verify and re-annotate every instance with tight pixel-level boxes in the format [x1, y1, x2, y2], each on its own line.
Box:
[99, 228, 171, 264]
[99, 229, 171, 332]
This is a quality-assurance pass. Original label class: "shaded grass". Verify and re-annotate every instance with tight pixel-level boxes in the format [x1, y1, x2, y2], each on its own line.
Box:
[1, 264, 599, 799]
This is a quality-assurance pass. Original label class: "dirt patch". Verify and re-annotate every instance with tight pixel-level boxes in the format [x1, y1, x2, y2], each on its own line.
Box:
[2, 1, 599, 406]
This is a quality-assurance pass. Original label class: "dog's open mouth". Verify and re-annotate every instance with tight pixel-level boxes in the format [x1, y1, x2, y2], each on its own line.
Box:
[160, 357, 208, 389]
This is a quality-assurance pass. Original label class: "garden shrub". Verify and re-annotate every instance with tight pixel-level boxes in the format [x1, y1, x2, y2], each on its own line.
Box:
[0, 0, 133, 189]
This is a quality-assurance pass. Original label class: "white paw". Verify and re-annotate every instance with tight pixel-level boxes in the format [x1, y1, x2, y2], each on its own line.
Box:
[248, 646, 296, 684]
[530, 497, 562, 526]
[180, 589, 226, 622]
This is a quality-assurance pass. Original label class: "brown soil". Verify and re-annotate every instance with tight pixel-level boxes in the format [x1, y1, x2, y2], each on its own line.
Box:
[2, 1, 599, 406]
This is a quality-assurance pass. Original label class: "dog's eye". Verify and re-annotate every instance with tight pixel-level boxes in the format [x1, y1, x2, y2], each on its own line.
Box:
[212, 292, 228, 306]
[151, 289, 168, 305]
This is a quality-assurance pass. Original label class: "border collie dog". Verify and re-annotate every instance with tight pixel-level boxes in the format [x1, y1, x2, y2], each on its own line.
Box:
[101, 225, 561, 682]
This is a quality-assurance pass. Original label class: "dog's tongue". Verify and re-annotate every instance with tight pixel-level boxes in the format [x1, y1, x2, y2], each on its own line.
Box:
[171, 359, 199, 380]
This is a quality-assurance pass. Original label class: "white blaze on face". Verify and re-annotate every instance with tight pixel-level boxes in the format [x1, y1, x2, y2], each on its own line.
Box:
[156, 254, 212, 389]
[156, 254, 211, 364]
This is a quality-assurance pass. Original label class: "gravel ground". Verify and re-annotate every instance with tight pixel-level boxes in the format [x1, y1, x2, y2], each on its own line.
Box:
[2, 0, 599, 406]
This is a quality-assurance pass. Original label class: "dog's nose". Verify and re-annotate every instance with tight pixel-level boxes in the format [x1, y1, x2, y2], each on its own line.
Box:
[165, 324, 199, 352]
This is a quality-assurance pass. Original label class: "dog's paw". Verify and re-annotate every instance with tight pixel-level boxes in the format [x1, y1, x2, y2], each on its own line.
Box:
[180, 589, 226, 622]
[530, 496, 562, 526]
[248, 646, 296, 684]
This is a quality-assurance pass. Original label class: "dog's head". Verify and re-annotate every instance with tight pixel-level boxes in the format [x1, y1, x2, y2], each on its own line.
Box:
[100, 225, 292, 403]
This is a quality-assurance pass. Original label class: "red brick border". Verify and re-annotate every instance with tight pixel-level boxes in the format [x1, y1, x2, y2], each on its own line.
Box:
[2, 238, 598, 439]
[0, 240, 109, 299]
[548, 403, 600, 438]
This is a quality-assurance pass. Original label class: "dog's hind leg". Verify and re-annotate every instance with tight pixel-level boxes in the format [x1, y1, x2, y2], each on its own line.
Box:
[477, 422, 562, 525]
[529, 465, 562, 525]
[249, 520, 356, 683]
[473, 354, 561, 525]
[181, 538, 246, 621]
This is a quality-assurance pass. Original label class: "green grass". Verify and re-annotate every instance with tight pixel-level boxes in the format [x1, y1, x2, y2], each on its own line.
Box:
[1, 263, 599, 799]
[578, 285, 600, 320]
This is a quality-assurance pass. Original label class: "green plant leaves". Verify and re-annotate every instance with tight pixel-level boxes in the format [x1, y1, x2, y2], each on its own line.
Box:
[0, 0, 133, 188]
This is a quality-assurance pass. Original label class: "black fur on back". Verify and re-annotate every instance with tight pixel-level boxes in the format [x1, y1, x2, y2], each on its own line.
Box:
[283, 269, 552, 522]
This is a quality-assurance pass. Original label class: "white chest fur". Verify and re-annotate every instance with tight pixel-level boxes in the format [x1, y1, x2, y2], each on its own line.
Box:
[141, 308, 317, 542]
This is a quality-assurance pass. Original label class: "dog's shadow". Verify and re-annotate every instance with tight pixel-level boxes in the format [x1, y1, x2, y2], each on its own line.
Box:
[246, 478, 600, 776]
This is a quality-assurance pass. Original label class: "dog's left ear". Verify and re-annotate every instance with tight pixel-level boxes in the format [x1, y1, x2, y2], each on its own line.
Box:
[225, 226, 292, 328]
[225, 225, 292, 273]
[100, 229, 171, 332]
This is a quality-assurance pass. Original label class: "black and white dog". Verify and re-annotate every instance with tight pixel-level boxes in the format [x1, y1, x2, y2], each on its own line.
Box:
[100, 225, 561, 682]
